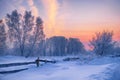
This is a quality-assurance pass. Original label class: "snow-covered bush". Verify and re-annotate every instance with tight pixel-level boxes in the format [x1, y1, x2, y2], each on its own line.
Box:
[90, 31, 115, 56]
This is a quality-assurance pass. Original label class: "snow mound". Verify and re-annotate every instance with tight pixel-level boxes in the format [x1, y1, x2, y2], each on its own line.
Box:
[88, 57, 120, 65]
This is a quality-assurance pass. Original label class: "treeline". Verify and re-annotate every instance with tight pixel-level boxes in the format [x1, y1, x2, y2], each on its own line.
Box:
[44, 36, 85, 56]
[0, 10, 120, 57]
[12, 36, 85, 56]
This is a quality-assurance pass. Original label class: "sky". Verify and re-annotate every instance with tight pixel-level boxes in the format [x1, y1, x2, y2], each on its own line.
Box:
[0, 0, 120, 47]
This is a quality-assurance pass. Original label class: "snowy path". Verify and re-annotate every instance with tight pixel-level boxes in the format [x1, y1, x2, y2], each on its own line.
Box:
[0, 61, 113, 80]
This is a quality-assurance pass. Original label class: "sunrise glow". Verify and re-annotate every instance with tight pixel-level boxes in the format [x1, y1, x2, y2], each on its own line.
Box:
[0, 0, 120, 45]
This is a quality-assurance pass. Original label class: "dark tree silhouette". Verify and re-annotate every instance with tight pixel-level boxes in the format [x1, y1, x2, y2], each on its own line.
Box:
[0, 20, 7, 55]
[6, 10, 45, 57]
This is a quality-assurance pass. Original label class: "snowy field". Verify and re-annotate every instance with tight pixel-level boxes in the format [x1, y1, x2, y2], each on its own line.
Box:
[0, 56, 120, 80]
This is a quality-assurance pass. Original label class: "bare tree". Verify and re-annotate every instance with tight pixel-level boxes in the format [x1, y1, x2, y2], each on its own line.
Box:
[0, 20, 7, 55]
[6, 10, 34, 56]
[6, 10, 44, 57]
[26, 17, 45, 57]
[6, 10, 23, 56]
[90, 31, 115, 56]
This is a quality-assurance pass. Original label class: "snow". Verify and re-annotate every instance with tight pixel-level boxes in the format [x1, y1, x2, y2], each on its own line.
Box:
[107, 64, 120, 80]
[0, 56, 120, 80]
[88, 56, 120, 65]
[0, 55, 36, 64]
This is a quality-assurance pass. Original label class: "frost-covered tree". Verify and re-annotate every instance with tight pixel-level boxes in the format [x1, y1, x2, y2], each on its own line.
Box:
[45, 36, 67, 56]
[26, 17, 45, 57]
[44, 38, 54, 56]
[6, 10, 34, 56]
[44, 37, 85, 56]
[90, 31, 115, 56]
[67, 38, 85, 55]
[36, 40, 45, 56]
[6, 10, 44, 57]
[0, 20, 7, 55]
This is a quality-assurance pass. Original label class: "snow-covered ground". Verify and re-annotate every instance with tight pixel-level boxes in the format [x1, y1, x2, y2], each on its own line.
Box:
[0, 56, 120, 80]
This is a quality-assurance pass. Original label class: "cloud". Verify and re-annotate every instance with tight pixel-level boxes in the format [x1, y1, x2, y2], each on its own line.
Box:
[27, 0, 39, 17]
[41, 0, 60, 36]
[41, 0, 67, 38]
[41, 0, 58, 25]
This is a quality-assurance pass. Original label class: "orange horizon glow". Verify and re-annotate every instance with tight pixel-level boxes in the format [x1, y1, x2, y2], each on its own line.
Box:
[1, 0, 120, 42]
[41, 0, 120, 45]
[44, 25, 120, 50]
[44, 23, 120, 43]
[1, 0, 120, 49]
